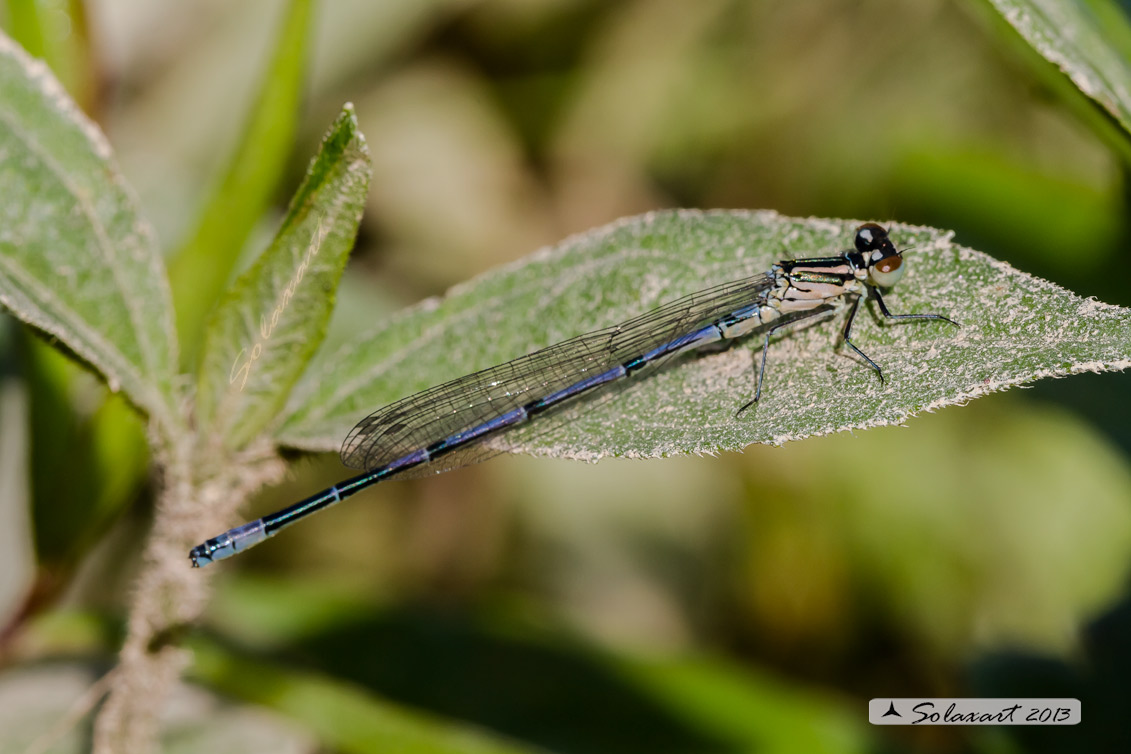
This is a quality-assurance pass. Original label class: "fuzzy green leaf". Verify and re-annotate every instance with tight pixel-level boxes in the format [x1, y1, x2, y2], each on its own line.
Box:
[195, 105, 370, 450]
[278, 209, 1131, 459]
[985, 0, 1131, 136]
[0, 32, 178, 428]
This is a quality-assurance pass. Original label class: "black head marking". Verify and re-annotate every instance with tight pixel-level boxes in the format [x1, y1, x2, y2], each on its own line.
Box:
[854, 223, 892, 254]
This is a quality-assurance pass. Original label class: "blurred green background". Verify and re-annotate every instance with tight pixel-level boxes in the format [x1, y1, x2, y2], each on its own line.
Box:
[2, 0, 1131, 752]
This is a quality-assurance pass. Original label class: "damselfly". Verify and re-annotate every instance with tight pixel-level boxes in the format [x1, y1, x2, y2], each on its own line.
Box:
[190, 223, 956, 567]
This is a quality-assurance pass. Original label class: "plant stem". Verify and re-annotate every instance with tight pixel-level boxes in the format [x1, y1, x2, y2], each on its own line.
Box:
[92, 435, 284, 754]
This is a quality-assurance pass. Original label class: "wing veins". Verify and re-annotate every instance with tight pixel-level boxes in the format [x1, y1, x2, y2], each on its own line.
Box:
[340, 274, 773, 471]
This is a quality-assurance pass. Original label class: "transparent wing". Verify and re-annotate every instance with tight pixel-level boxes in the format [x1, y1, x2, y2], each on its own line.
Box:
[340, 274, 774, 474]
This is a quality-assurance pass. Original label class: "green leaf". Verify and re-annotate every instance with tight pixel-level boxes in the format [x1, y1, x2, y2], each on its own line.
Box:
[195, 105, 370, 450]
[0, 31, 179, 429]
[278, 209, 1131, 458]
[3, 8, 148, 579]
[188, 636, 542, 754]
[984, 0, 1131, 137]
[168, 0, 314, 366]
[616, 655, 869, 754]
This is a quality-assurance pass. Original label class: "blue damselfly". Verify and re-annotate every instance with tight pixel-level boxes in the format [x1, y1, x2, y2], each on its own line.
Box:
[190, 223, 956, 566]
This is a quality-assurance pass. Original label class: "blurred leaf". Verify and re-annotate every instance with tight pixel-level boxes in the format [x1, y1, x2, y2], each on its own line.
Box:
[2, 0, 97, 112]
[0, 664, 105, 754]
[616, 655, 869, 754]
[195, 105, 369, 450]
[0, 663, 315, 754]
[269, 605, 733, 754]
[735, 397, 1131, 657]
[984, 0, 1131, 136]
[268, 603, 865, 754]
[971, 593, 1131, 754]
[25, 336, 147, 566]
[11, 607, 120, 658]
[0, 30, 178, 429]
[278, 210, 1131, 459]
[896, 146, 1120, 273]
[3, 0, 47, 59]
[188, 635, 542, 754]
[205, 573, 376, 649]
[311, 0, 487, 88]
[169, 0, 315, 366]
[0, 337, 32, 625]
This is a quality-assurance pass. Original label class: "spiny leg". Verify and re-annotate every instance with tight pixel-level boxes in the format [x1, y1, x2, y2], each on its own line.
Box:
[735, 309, 834, 417]
[871, 285, 959, 328]
[843, 286, 960, 387]
[842, 295, 885, 384]
[734, 328, 779, 416]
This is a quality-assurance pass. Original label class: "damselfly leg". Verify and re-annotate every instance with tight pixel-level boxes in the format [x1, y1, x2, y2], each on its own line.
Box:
[735, 307, 835, 417]
[841, 284, 959, 387]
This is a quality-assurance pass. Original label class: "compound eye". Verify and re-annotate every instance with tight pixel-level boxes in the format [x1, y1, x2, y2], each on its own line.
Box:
[871, 253, 905, 287]
[855, 223, 889, 252]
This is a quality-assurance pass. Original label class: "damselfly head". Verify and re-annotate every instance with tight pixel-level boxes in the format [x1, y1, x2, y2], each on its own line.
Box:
[855, 223, 906, 287]
[854, 223, 894, 254]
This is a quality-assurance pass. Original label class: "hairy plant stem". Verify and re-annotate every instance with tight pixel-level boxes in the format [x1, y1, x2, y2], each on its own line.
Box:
[92, 434, 284, 754]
